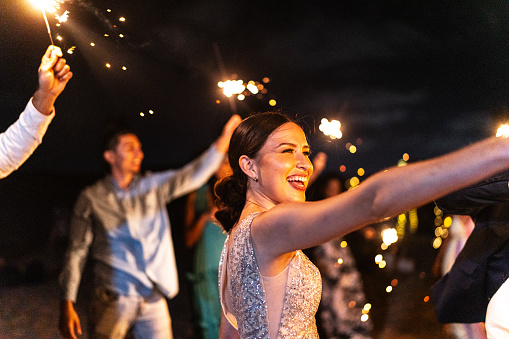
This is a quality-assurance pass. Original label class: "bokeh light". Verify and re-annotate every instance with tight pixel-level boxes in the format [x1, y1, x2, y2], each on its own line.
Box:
[349, 176, 360, 188]
[443, 216, 452, 227]
[218, 80, 245, 97]
[319, 118, 342, 139]
[382, 228, 398, 246]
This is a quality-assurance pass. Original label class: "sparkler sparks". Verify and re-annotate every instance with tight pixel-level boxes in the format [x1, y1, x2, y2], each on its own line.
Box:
[55, 10, 69, 23]
[319, 118, 342, 140]
[496, 124, 509, 138]
[30, 0, 59, 12]
[29, 0, 64, 46]
[218, 77, 272, 104]
[31, 0, 56, 45]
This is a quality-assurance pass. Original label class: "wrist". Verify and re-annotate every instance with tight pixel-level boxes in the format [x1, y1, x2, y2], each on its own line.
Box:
[32, 88, 57, 116]
[60, 299, 74, 310]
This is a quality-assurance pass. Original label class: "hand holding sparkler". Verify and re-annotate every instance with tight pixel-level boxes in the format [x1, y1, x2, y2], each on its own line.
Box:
[32, 45, 73, 115]
[213, 114, 242, 154]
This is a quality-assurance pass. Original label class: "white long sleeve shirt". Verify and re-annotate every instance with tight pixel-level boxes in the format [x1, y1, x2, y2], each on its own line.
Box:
[59, 145, 225, 302]
[0, 99, 54, 178]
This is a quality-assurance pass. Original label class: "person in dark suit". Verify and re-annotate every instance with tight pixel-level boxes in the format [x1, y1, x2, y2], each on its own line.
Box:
[433, 170, 509, 337]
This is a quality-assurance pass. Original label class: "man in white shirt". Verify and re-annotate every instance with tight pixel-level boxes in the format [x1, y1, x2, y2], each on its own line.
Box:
[0, 45, 73, 178]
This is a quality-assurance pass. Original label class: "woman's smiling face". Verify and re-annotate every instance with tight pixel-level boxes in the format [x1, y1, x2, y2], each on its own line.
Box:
[251, 122, 313, 205]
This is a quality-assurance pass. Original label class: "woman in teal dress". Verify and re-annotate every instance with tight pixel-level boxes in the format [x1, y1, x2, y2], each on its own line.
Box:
[186, 159, 231, 339]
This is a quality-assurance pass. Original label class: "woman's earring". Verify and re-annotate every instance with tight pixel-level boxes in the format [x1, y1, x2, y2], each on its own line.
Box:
[252, 177, 258, 182]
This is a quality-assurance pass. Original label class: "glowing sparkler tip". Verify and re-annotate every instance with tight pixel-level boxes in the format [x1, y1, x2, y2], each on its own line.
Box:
[30, 0, 58, 12]
[496, 124, 509, 138]
[319, 118, 342, 139]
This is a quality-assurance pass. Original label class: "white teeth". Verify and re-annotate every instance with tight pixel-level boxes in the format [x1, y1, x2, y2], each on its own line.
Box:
[288, 176, 306, 182]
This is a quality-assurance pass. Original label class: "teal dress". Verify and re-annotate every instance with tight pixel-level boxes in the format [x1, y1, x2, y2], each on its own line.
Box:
[188, 185, 227, 339]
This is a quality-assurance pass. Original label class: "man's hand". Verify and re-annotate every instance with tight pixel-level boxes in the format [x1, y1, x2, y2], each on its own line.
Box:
[59, 300, 82, 339]
[33, 45, 73, 115]
[215, 114, 242, 154]
[309, 152, 328, 186]
[312, 152, 327, 176]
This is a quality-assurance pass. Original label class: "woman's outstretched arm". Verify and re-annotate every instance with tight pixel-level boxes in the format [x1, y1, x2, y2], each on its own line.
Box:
[253, 136, 509, 256]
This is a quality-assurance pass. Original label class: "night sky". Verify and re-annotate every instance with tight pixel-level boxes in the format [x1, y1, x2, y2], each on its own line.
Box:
[1, 2, 509, 332]
[1, 0, 509, 177]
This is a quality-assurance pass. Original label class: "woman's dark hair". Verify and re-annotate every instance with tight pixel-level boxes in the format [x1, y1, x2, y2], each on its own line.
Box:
[214, 112, 295, 232]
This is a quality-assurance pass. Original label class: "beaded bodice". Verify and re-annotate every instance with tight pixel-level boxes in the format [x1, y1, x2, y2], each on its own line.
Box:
[219, 212, 322, 338]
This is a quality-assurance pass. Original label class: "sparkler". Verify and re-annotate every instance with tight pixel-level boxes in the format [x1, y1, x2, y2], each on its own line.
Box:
[30, 0, 59, 46]
[41, 9, 54, 45]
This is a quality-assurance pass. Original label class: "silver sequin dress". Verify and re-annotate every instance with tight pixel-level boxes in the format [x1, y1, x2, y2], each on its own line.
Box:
[219, 212, 322, 338]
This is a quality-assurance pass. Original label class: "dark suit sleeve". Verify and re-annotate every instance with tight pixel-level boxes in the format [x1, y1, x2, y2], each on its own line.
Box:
[435, 170, 509, 216]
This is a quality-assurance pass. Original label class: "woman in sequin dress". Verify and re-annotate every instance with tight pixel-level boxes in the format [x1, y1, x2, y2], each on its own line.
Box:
[214, 112, 509, 339]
